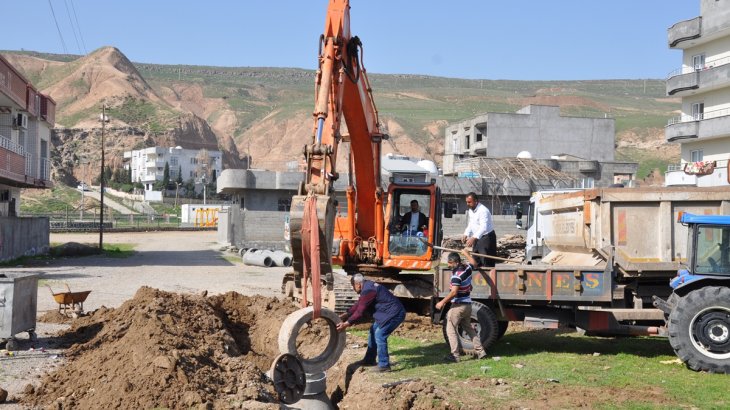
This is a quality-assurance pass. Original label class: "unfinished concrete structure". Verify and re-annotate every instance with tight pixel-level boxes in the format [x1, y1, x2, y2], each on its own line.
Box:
[665, 0, 730, 187]
[0, 54, 55, 261]
[442, 105, 636, 188]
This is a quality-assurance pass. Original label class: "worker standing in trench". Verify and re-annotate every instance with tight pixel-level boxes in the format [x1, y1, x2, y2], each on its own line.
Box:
[336, 274, 406, 372]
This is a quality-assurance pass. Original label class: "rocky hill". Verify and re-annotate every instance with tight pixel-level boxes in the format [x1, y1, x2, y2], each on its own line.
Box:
[2, 48, 680, 185]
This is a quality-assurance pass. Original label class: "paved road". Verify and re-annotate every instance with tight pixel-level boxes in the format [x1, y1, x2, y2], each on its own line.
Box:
[17, 231, 287, 313]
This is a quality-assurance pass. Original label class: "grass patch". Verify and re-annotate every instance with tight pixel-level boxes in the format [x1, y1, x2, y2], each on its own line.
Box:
[101, 243, 136, 258]
[349, 326, 729, 409]
[221, 255, 241, 264]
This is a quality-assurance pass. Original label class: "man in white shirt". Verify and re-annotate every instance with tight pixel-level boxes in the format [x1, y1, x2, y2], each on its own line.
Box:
[462, 192, 497, 267]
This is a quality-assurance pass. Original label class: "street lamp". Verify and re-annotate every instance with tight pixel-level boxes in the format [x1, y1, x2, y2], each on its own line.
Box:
[99, 104, 110, 250]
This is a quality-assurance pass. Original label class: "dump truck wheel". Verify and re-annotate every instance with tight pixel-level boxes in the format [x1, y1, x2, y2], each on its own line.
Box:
[496, 321, 509, 340]
[441, 301, 499, 355]
[669, 286, 730, 374]
[278, 307, 346, 374]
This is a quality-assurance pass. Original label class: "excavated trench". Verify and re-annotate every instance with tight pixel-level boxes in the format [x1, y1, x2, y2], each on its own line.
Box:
[21, 287, 445, 409]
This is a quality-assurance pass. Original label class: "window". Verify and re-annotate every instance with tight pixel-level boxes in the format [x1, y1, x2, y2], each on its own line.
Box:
[690, 149, 703, 162]
[691, 102, 704, 121]
[693, 225, 730, 274]
[388, 189, 432, 257]
[170, 156, 178, 166]
[278, 198, 291, 212]
[476, 133, 482, 142]
[692, 54, 706, 71]
[451, 136, 458, 153]
[464, 135, 470, 150]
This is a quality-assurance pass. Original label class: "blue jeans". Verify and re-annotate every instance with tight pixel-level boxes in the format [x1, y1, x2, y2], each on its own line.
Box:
[364, 312, 405, 368]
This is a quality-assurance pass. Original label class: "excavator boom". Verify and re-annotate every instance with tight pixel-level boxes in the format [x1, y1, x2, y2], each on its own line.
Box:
[286, 0, 442, 314]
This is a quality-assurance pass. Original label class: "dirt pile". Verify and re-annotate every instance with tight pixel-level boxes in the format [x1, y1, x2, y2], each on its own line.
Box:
[22, 287, 320, 409]
[441, 234, 526, 262]
[338, 376, 450, 410]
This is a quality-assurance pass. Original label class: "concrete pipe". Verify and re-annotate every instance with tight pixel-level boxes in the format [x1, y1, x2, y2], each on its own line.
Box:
[242, 249, 274, 267]
[278, 307, 346, 374]
[272, 251, 293, 267]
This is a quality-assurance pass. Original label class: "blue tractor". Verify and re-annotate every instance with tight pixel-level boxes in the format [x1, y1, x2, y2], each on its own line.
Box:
[655, 213, 730, 373]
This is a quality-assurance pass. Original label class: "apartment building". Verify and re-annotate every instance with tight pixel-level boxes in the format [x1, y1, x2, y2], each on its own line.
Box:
[665, 0, 730, 187]
[0, 54, 55, 261]
[124, 146, 223, 191]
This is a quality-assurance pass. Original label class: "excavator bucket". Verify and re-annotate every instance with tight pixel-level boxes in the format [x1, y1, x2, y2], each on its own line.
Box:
[289, 195, 337, 287]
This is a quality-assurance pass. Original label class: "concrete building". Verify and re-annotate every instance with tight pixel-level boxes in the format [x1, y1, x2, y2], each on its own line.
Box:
[0, 54, 55, 261]
[124, 146, 222, 191]
[442, 105, 636, 187]
[665, 0, 730, 187]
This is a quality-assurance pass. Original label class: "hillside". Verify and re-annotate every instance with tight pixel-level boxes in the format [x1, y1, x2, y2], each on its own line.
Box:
[2, 48, 680, 184]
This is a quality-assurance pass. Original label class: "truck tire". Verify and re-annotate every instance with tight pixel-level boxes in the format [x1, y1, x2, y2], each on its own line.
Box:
[441, 301, 499, 355]
[668, 286, 730, 374]
[497, 321, 509, 340]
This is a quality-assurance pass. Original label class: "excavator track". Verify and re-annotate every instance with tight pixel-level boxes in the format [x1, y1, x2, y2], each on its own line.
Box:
[331, 273, 359, 314]
[282, 272, 358, 315]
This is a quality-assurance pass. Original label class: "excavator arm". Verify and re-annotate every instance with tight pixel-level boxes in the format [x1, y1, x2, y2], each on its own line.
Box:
[286, 0, 441, 316]
[289, 0, 385, 314]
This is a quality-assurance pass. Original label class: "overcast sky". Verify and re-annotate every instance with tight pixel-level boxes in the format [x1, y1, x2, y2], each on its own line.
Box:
[1, 1, 699, 81]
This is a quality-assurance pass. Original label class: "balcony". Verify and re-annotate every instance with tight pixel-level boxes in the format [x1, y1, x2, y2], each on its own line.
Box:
[667, 57, 730, 96]
[667, 107, 730, 142]
[668, 17, 701, 48]
[665, 160, 729, 187]
[0, 135, 53, 188]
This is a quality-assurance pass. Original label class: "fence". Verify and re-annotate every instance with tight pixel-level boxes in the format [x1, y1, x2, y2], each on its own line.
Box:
[23, 212, 188, 232]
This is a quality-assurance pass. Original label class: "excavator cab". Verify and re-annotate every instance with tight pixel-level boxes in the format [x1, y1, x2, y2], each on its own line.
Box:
[383, 182, 442, 269]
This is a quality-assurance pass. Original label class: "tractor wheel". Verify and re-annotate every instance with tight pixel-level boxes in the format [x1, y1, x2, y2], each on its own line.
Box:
[668, 286, 730, 374]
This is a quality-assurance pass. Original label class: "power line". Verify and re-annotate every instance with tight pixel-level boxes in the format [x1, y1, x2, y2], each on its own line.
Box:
[47, 0, 68, 54]
[69, 0, 88, 54]
[63, 0, 82, 54]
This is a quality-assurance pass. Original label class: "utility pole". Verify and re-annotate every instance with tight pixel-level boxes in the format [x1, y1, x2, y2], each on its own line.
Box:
[99, 104, 109, 250]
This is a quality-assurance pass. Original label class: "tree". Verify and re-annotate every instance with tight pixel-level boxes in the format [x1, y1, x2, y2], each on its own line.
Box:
[162, 162, 170, 189]
[177, 166, 183, 184]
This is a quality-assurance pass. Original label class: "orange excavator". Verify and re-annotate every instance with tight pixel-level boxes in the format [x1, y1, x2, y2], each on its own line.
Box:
[283, 0, 443, 315]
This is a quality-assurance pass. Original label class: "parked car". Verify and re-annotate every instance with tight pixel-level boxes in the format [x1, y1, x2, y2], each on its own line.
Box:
[77, 183, 90, 191]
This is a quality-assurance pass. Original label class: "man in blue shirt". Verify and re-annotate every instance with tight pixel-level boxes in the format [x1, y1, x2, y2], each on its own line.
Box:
[435, 250, 487, 362]
[337, 274, 406, 372]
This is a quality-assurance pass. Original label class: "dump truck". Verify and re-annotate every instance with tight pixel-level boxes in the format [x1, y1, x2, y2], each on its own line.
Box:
[434, 186, 730, 373]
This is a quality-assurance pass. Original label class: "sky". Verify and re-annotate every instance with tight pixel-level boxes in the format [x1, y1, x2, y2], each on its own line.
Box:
[1, 1, 700, 81]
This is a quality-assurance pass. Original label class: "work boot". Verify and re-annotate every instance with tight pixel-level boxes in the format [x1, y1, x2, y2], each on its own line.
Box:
[476, 351, 487, 360]
[354, 359, 376, 367]
[370, 365, 391, 373]
[443, 354, 459, 363]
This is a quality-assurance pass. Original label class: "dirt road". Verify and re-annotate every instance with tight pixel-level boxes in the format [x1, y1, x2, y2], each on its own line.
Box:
[1, 231, 287, 404]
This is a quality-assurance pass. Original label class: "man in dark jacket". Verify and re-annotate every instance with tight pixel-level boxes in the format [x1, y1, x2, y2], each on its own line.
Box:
[396, 200, 429, 234]
[337, 274, 406, 372]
